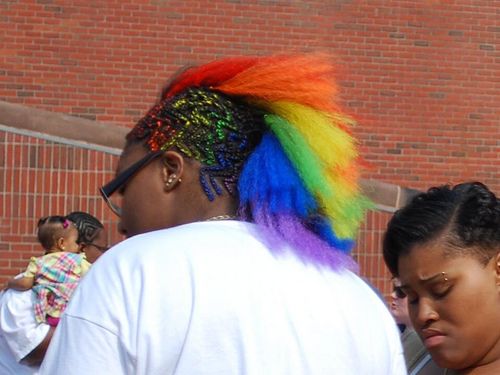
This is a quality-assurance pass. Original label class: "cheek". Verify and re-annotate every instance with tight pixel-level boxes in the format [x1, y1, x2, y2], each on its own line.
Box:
[446, 274, 497, 324]
[121, 176, 167, 235]
[67, 239, 80, 252]
[454, 280, 500, 333]
[84, 248, 100, 264]
[441, 285, 500, 368]
[432, 275, 500, 365]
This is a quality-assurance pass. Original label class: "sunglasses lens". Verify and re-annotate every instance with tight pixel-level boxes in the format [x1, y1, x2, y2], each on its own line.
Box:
[100, 188, 122, 217]
[109, 203, 122, 217]
[394, 287, 406, 299]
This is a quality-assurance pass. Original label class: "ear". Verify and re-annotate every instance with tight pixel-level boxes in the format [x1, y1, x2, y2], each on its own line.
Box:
[495, 252, 500, 287]
[161, 150, 184, 192]
[56, 237, 65, 251]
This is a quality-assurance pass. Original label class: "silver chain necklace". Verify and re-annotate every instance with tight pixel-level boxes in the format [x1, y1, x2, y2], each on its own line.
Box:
[205, 215, 237, 221]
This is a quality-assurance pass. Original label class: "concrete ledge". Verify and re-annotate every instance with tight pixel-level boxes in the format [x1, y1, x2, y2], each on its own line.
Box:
[360, 179, 420, 212]
[0, 100, 128, 151]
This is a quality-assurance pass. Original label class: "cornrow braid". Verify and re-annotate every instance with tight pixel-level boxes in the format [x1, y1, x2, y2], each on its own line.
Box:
[66, 211, 104, 244]
[127, 88, 265, 201]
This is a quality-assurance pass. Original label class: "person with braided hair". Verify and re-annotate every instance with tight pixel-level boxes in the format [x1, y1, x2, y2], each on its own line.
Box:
[1, 211, 108, 374]
[5, 216, 88, 327]
[66, 211, 109, 264]
[383, 182, 500, 375]
[41, 54, 406, 374]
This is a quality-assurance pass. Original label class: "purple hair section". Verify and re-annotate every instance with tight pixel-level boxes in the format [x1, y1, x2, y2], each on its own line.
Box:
[237, 132, 358, 271]
[244, 205, 358, 272]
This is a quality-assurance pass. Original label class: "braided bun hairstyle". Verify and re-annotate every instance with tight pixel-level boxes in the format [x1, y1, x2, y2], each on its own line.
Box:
[383, 182, 500, 275]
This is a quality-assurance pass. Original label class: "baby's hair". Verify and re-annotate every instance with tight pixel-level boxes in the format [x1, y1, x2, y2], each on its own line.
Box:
[383, 182, 500, 276]
[37, 215, 74, 251]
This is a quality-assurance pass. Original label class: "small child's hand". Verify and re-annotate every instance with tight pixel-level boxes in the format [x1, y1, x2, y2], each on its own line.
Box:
[7, 276, 34, 291]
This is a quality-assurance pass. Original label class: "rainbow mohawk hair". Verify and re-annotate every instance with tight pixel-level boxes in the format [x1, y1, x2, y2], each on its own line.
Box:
[147, 54, 369, 270]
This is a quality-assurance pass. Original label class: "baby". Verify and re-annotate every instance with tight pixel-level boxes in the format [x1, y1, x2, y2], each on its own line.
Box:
[6, 216, 90, 326]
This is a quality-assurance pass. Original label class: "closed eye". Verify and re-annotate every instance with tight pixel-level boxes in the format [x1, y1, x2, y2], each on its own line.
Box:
[401, 287, 418, 305]
[431, 286, 452, 300]
[408, 295, 419, 305]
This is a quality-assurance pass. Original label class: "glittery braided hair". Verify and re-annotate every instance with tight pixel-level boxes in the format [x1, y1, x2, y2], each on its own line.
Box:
[128, 88, 265, 200]
[127, 54, 370, 270]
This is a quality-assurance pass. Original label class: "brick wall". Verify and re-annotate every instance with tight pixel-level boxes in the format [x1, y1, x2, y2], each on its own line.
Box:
[0, 1, 498, 293]
[0, 131, 123, 284]
[0, 131, 393, 293]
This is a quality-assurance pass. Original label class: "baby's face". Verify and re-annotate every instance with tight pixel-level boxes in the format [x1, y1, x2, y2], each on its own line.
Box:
[63, 227, 80, 253]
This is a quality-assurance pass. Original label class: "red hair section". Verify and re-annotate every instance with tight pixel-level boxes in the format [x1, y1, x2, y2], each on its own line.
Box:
[164, 57, 260, 99]
[164, 54, 341, 114]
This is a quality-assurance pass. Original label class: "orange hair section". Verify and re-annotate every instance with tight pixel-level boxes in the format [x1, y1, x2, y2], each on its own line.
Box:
[215, 54, 340, 113]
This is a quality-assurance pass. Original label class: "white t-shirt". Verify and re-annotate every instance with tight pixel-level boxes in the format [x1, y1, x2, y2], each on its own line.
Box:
[0, 289, 50, 375]
[41, 221, 406, 374]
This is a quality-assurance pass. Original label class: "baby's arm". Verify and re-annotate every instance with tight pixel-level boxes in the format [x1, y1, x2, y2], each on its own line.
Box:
[7, 276, 35, 291]
[6, 256, 38, 290]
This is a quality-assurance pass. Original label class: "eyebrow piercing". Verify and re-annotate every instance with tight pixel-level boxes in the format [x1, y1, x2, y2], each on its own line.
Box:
[441, 272, 448, 282]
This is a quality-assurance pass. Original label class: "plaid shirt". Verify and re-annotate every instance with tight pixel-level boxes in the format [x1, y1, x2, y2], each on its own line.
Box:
[25, 251, 90, 323]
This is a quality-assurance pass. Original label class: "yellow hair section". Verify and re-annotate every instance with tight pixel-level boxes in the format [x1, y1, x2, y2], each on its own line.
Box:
[262, 101, 368, 238]
[267, 101, 358, 171]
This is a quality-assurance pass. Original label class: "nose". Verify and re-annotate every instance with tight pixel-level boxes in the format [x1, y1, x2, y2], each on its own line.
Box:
[390, 293, 398, 305]
[412, 297, 439, 329]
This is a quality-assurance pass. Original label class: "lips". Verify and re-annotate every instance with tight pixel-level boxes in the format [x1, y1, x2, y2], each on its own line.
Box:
[421, 329, 446, 349]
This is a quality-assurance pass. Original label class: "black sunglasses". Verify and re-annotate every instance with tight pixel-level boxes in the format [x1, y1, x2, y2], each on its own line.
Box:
[100, 150, 163, 217]
[392, 285, 407, 299]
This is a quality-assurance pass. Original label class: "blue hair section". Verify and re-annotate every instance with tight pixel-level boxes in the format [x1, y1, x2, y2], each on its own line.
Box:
[308, 217, 354, 253]
[238, 132, 354, 254]
[238, 132, 317, 217]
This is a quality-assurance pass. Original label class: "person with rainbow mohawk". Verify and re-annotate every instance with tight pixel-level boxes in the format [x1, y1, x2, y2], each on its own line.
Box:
[41, 54, 406, 374]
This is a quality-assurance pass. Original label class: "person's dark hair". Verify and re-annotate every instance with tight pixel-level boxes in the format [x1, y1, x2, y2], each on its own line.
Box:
[66, 211, 104, 244]
[383, 182, 500, 276]
[37, 215, 73, 251]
